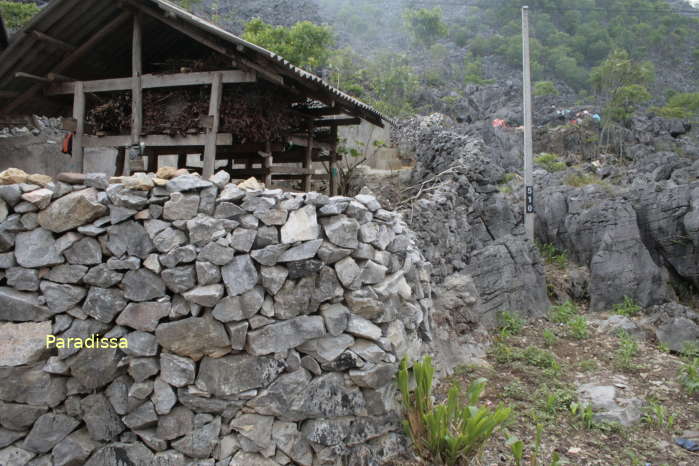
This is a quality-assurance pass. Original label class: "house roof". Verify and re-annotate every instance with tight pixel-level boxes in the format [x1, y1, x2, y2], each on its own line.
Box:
[0, 15, 7, 51]
[0, 0, 389, 126]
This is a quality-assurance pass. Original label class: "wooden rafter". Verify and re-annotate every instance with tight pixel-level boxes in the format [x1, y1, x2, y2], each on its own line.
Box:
[30, 31, 76, 52]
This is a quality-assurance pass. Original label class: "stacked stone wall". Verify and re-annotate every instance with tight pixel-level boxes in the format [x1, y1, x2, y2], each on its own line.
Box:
[0, 168, 432, 466]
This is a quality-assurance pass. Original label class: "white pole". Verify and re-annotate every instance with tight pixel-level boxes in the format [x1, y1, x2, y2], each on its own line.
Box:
[522, 6, 535, 242]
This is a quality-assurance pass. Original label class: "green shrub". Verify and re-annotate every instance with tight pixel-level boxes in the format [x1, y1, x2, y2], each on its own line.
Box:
[550, 301, 578, 324]
[542, 329, 557, 347]
[402, 7, 448, 48]
[615, 330, 639, 370]
[535, 153, 567, 172]
[642, 399, 676, 431]
[537, 242, 568, 268]
[398, 356, 511, 465]
[534, 81, 560, 97]
[497, 311, 525, 337]
[678, 357, 699, 394]
[567, 315, 589, 340]
[653, 92, 699, 119]
[564, 173, 604, 187]
[612, 296, 641, 316]
[0, 1, 39, 30]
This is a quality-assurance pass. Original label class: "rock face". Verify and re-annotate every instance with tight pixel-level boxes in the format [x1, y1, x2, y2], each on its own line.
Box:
[0, 173, 431, 465]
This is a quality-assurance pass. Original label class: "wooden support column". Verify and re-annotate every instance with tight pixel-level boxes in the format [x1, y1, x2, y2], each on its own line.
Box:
[126, 12, 143, 175]
[177, 152, 187, 169]
[263, 141, 273, 188]
[304, 121, 314, 192]
[202, 72, 223, 179]
[115, 147, 126, 176]
[72, 81, 85, 172]
[329, 125, 338, 196]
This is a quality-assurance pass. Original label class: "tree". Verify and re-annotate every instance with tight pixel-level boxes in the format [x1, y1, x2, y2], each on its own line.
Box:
[534, 81, 559, 97]
[172, 0, 202, 11]
[402, 7, 447, 47]
[242, 18, 334, 70]
[0, 1, 39, 30]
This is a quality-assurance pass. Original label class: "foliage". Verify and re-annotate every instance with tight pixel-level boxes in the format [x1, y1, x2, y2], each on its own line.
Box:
[612, 296, 641, 317]
[563, 173, 604, 187]
[497, 311, 525, 337]
[0, 1, 39, 30]
[534, 81, 559, 97]
[653, 92, 699, 119]
[678, 357, 699, 394]
[549, 301, 578, 324]
[569, 402, 595, 430]
[363, 53, 420, 117]
[398, 356, 511, 465]
[642, 399, 676, 431]
[464, 53, 494, 86]
[534, 153, 566, 172]
[508, 424, 563, 466]
[402, 7, 448, 47]
[538, 242, 568, 268]
[542, 329, 557, 347]
[614, 330, 639, 370]
[567, 315, 589, 340]
[242, 18, 334, 69]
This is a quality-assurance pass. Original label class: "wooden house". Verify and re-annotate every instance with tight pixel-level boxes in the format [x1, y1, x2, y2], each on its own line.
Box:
[0, 0, 389, 195]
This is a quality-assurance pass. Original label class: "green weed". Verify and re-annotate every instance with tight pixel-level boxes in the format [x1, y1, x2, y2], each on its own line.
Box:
[642, 399, 676, 431]
[615, 330, 639, 370]
[543, 329, 557, 347]
[537, 243, 568, 268]
[612, 296, 641, 316]
[678, 357, 699, 394]
[567, 315, 589, 339]
[498, 311, 525, 337]
[550, 301, 578, 324]
[535, 153, 567, 172]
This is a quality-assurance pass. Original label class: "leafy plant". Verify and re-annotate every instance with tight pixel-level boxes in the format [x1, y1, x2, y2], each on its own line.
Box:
[538, 243, 568, 268]
[542, 329, 557, 347]
[578, 359, 598, 371]
[653, 92, 699, 119]
[567, 315, 589, 340]
[612, 296, 642, 316]
[498, 311, 525, 337]
[535, 153, 567, 172]
[615, 330, 639, 370]
[534, 81, 560, 97]
[550, 301, 578, 324]
[398, 356, 511, 465]
[678, 357, 699, 394]
[0, 1, 39, 30]
[564, 173, 604, 187]
[569, 402, 594, 429]
[642, 399, 676, 431]
[402, 7, 448, 47]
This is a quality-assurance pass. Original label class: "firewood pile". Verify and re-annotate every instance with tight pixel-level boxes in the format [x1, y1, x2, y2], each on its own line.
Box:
[86, 82, 306, 144]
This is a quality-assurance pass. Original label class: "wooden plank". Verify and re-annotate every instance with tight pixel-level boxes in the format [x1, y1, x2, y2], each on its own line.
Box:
[177, 152, 187, 169]
[329, 125, 338, 196]
[313, 117, 361, 127]
[264, 140, 272, 188]
[202, 72, 223, 179]
[83, 133, 233, 147]
[126, 12, 143, 176]
[304, 121, 313, 191]
[46, 70, 256, 95]
[2, 11, 132, 114]
[72, 81, 85, 173]
[0, 91, 19, 99]
[14, 72, 51, 83]
[30, 31, 76, 52]
[115, 147, 126, 177]
[270, 166, 313, 175]
[288, 135, 332, 151]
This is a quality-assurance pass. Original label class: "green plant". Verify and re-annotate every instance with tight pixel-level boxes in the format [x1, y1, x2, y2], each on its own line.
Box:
[569, 402, 595, 429]
[612, 296, 642, 316]
[542, 329, 557, 347]
[615, 330, 639, 370]
[567, 315, 589, 340]
[550, 301, 578, 324]
[578, 359, 598, 371]
[681, 342, 699, 358]
[0, 1, 40, 30]
[508, 424, 548, 466]
[538, 243, 568, 269]
[522, 346, 560, 371]
[402, 7, 448, 47]
[564, 173, 604, 187]
[398, 357, 511, 465]
[498, 311, 525, 337]
[678, 357, 699, 394]
[534, 153, 567, 172]
[504, 380, 529, 401]
[642, 399, 676, 431]
[534, 81, 560, 97]
[653, 92, 699, 119]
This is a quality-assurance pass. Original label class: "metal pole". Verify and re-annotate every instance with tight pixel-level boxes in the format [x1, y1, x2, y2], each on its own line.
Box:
[522, 6, 535, 242]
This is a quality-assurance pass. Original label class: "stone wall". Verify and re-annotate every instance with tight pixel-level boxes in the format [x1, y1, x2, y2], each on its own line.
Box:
[0, 167, 432, 466]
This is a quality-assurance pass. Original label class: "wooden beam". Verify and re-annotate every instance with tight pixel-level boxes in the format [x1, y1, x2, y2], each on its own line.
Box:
[2, 11, 131, 114]
[329, 125, 338, 196]
[47, 72, 76, 82]
[72, 81, 85, 173]
[313, 117, 361, 127]
[14, 72, 51, 83]
[46, 70, 256, 95]
[83, 133, 234, 148]
[288, 135, 332, 151]
[0, 91, 19, 99]
[263, 140, 272, 188]
[126, 12, 143, 175]
[30, 31, 76, 52]
[304, 121, 314, 191]
[202, 72, 223, 179]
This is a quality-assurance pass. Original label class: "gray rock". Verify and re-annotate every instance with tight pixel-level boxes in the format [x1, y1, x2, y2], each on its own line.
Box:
[344, 288, 384, 320]
[0, 287, 50, 322]
[214, 202, 246, 219]
[230, 414, 273, 450]
[0, 428, 25, 449]
[156, 316, 230, 359]
[15, 228, 64, 268]
[117, 302, 170, 332]
[335, 257, 361, 288]
[20, 212, 39, 230]
[152, 227, 187, 254]
[198, 186, 218, 215]
[346, 315, 382, 341]
[229, 451, 279, 466]
[166, 174, 213, 193]
[123, 401, 158, 430]
[286, 259, 323, 279]
[122, 331, 158, 357]
[106, 256, 140, 270]
[222, 254, 258, 296]
[0, 446, 36, 465]
[68, 347, 121, 390]
[351, 340, 387, 364]
[296, 334, 354, 363]
[123, 269, 166, 302]
[80, 393, 125, 442]
[281, 205, 319, 244]
[302, 357, 321, 375]
[288, 372, 366, 420]
[260, 265, 288, 295]
[0, 401, 47, 431]
[83, 264, 122, 288]
[250, 243, 290, 266]
[187, 215, 226, 246]
[253, 225, 279, 248]
[144, 254, 161, 274]
[274, 276, 315, 320]
[242, 195, 276, 213]
[6, 266, 39, 290]
[39, 281, 86, 314]
[212, 286, 264, 322]
[82, 287, 127, 323]
[107, 220, 154, 259]
[183, 284, 225, 307]
[171, 417, 220, 459]
[0, 184, 22, 206]
[51, 428, 98, 466]
[198, 242, 236, 265]
[577, 383, 643, 426]
[0, 363, 66, 407]
[153, 378, 177, 415]
[210, 170, 230, 189]
[597, 315, 644, 338]
[349, 363, 397, 389]
[321, 215, 360, 249]
[0, 252, 16, 269]
[83, 442, 154, 466]
[255, 208, 288, 226]
[360, 261, 387, 285]
[22, 413, 79, 453]
[319, 200, 348, 216]
[163, 193, 200, 220]
[162, 265, 196, 294]
[109, 205, 136, 224]
[278, 239, 323, 262]
[355, 194, 381, 211]
[130, 362, 158, 386]
[160, 353, 196, 387]
[196, 261, 221, 286]
[321, 303, 351, 336]
[157, 406, 194, 440]
[226, 321, 249, 351]
[160, 245, 198, 269]
[38, 188, 107, 233]
[85, 173, 109, 190]
[230, 228, 257, 252]
[45, 264, 87, 284]
[196, 354, 286, 396]
[656, 317, 699, 352]
[63, 237, 102, 265]
[246, 316, 326, 356]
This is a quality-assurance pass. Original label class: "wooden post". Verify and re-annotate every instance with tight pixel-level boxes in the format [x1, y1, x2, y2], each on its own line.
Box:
[177, 152, 187, 169]
[127, 12, 143, 175]
[522, 6, 535, 242]
[304, 121, 313, 192]
[72, 81, 85, 173]
[264, 140, 272, 188]
[115, 147, 126, 176]
[329, 125, 338, 196]
[202, 72, 223, 179]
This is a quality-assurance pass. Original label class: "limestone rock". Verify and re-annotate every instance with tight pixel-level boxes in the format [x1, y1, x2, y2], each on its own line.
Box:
[156, 316, 230, 359]
[116, 302, 170, 332]
[221, 254, 258, 296]
[281, 205, 319, 244]
[22, 413, 79, 453]
[0, 287, 51, 322]
[163, 193, 200, 220]
[123, 269, 166, 302]
[246, 316, 326, 356]
[15, 228, 64, 268]
[322, 215, 359, 249]
[82, 287, 127, 323]
[196, 354, 286, 397]
[38, 188, 107, 233]
[160, 353, 196, 387]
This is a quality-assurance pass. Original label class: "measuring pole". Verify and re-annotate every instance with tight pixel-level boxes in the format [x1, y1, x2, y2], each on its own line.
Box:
[522, 5, 535, 242]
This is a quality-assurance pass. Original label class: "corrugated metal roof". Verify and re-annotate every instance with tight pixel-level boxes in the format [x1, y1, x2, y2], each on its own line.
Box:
[0, 0, 392, 126]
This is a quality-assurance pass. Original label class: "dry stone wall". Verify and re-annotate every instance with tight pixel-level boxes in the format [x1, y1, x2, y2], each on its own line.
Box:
[0, 167, 433, 466]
